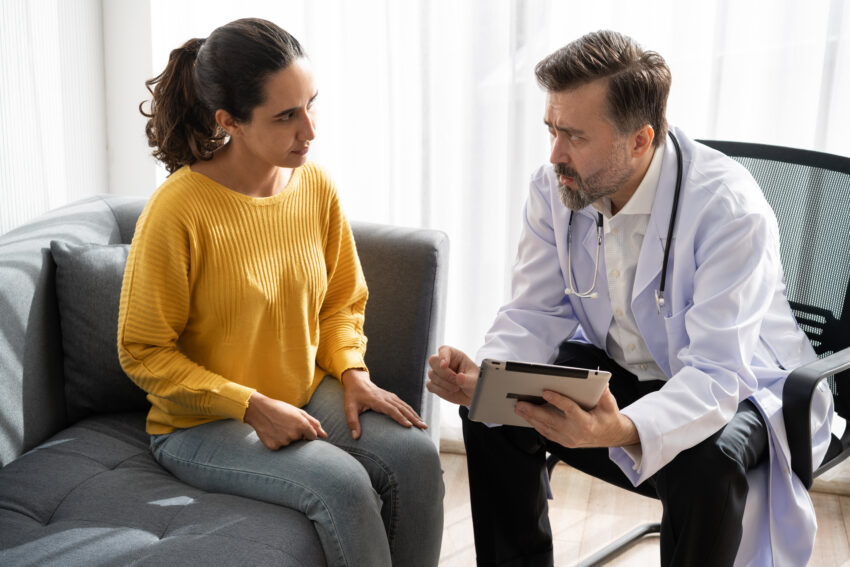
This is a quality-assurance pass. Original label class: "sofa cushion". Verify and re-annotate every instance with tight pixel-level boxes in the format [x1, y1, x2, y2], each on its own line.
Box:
[0, 413, 326, 566]
[50, 241, 149, 421]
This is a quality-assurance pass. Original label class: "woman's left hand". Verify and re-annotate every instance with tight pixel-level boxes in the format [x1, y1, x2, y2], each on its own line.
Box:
[341, 369, 428, 439]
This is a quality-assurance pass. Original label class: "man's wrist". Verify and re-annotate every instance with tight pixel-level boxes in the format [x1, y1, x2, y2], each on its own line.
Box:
[615, 414, 641, 447]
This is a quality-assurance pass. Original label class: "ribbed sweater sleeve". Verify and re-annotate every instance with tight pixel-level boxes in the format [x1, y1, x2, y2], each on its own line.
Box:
[317, 193, 368, 378]
[117, 183, 255, 425]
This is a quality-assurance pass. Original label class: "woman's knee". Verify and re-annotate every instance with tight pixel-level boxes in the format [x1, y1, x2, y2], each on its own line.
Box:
[310, 445, 382, 505]
[377, 425, 443, 491]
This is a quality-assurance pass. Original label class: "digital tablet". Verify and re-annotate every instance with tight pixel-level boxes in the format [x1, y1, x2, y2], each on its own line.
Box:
[468, 359, 612, 427]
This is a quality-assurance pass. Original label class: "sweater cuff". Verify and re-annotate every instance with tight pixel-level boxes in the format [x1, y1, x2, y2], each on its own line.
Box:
[329, 349, 368, 380]
[209, 381, 256, 422]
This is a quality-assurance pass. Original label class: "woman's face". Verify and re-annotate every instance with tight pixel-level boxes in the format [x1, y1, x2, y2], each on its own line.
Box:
[233, 58, 318, 169]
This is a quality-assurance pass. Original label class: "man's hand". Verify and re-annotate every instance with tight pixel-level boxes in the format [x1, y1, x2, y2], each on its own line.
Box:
[342, 369, 427, 440]
[244, 391, 328, 450]
[514, 387, 640, 448]
[426, 345, 480, 406]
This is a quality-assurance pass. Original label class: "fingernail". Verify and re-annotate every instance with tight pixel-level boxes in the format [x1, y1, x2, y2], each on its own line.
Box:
[542, 391, 553, 401]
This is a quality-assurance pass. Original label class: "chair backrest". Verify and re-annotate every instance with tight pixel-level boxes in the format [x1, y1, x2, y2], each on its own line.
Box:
[698, 140, 850, 421]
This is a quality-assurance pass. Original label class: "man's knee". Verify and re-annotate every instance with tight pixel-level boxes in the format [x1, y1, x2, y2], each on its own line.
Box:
[657, 434, 746, 497]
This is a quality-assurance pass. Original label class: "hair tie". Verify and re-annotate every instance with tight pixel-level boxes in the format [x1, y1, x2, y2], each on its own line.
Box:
[184, 38, 206, 57]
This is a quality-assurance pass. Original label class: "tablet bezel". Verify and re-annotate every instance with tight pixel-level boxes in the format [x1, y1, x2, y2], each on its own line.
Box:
[468, 359, 612, 428]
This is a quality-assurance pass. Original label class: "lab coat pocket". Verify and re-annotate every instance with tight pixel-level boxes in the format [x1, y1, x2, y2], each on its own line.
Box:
[663, 300, 693, 372]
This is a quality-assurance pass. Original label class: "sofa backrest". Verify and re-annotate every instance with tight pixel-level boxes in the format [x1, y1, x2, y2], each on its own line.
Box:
[0, 196, 145, 466]
[0, 195, 448, 465]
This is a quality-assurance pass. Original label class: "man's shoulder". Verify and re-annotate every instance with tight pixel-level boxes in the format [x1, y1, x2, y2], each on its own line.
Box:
[529, 162, 556, 185]
[676, 135, 764, 209]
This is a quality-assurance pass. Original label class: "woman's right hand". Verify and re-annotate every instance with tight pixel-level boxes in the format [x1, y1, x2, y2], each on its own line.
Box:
[426, 345, 480, 406]
[243, 391, 327, 450]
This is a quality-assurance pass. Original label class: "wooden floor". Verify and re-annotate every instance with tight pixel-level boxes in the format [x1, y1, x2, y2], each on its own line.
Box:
[438, 452, 850, 566]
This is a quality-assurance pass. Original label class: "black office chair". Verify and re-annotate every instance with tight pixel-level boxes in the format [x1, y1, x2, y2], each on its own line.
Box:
[549, 140, 850, 566]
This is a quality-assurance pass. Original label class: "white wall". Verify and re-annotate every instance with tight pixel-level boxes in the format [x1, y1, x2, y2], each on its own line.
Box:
[102, 0, 160, 198]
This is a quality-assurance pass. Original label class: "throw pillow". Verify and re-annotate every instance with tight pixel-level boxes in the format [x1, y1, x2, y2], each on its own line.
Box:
[50, 241, 149, 421]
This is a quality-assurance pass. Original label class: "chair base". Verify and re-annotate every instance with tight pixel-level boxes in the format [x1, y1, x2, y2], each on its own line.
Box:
[573, 522, 660, 567]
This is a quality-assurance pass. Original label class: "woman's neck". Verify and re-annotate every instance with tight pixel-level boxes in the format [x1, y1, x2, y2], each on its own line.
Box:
[192, 143, 292, 198]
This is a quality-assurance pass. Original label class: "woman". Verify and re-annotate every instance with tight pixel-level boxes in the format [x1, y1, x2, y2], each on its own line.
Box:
[118, 18, 443, 567]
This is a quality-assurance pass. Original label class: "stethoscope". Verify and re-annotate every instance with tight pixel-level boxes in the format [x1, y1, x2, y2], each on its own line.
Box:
[564, 131, 683, 315]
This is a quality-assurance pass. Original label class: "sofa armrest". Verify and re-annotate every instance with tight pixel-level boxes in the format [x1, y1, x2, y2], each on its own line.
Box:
[351, 222, 449, 447]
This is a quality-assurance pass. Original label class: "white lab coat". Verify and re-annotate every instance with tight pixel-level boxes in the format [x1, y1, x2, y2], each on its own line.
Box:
[477, 127, 834, 566]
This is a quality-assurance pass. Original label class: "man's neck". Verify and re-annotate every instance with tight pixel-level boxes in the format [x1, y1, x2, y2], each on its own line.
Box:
[608, 147, 656, 216]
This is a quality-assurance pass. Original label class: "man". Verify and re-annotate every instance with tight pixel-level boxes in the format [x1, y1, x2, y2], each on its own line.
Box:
[427, 30, 833, 567]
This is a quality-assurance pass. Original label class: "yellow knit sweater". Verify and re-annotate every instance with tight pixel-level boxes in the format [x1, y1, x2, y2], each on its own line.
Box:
[118, 163, 368, 434]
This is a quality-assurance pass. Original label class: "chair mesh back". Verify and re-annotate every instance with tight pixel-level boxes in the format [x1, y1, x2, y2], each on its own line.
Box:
[699, 141, 850, 418]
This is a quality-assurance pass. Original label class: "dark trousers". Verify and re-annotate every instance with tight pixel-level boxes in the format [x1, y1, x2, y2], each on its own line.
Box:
[460, 342, 768, 567]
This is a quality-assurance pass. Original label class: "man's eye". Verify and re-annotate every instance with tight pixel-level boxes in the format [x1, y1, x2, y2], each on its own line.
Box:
[279, 112, 294, 121]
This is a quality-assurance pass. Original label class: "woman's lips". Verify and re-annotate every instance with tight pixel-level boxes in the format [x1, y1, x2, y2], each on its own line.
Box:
[292, 146, 310, 156]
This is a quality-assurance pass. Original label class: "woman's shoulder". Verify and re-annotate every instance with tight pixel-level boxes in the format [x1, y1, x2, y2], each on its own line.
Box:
[298, 162, 338, 193]
[137, 166, 210, 231]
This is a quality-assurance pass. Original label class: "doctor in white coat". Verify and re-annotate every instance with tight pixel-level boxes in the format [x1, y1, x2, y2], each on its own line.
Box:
[427, 31, 833, 567]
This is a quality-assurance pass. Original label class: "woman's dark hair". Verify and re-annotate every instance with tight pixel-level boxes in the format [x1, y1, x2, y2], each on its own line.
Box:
[535, 30, 671, 146]
[140, 18, 305, 173]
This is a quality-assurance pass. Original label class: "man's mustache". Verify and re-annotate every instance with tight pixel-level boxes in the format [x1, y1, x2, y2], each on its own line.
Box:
[554, 163, 579, 180]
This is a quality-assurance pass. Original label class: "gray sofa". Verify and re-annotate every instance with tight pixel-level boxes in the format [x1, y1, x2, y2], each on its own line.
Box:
[0, 195, 448, 566]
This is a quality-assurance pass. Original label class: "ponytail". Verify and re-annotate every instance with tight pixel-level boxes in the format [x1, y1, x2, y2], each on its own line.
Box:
[140, 37, 226, 174]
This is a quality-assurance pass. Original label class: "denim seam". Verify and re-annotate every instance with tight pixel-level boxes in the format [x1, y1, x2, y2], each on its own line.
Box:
[156, 445, 348, 567]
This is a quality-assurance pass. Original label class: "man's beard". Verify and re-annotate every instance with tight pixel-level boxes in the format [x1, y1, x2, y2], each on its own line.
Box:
[554, 143, 634, 211]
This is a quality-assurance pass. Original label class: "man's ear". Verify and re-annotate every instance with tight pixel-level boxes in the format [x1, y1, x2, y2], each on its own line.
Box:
[631, 124, 655, 158]
[215, 109, 240, 137]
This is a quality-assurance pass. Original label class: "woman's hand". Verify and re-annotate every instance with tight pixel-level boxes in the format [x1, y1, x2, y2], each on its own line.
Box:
[243, 391, 328, 450]
[426, 345, 480, 406]
[342, 369, 428, 439]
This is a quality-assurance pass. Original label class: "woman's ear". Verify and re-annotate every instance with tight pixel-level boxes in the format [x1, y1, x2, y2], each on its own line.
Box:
[215, 109, 240, 137]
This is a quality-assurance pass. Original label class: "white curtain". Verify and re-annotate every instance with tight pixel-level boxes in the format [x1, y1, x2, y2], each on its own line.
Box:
[0, 0, 108, 236]
[3, 0, 848, 441]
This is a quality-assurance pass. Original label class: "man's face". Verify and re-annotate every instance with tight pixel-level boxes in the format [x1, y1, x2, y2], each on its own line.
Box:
[544, 79, 635, 211]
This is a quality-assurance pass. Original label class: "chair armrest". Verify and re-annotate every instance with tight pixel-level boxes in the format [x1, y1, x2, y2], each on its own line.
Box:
[782, 346, 850, 488]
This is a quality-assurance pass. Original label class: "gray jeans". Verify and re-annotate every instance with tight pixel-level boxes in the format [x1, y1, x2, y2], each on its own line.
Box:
[151, 376, 444, 567]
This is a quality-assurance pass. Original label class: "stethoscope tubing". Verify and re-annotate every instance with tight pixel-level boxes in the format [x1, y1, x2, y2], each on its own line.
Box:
[564, 131, 684, 313]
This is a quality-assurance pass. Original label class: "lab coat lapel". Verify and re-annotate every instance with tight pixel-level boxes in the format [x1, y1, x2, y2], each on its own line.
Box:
[632, 140, 681, 375]
[633, 140, 679, 301]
